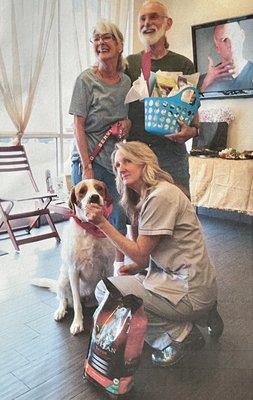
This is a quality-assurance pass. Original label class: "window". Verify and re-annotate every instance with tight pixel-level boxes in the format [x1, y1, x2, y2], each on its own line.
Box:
[0, 0, 133, 196]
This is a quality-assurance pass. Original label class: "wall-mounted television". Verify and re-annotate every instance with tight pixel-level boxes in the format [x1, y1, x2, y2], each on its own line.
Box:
[192, 14, 253, 99]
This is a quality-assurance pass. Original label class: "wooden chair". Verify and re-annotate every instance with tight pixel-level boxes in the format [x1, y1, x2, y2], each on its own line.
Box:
[0, 145, 61, 251]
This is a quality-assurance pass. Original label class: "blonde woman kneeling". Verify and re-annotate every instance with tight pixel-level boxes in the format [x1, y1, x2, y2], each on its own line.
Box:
[85, 141, 223, 367]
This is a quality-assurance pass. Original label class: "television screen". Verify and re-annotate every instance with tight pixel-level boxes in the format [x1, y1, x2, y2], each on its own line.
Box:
[192, 14, 253, 99]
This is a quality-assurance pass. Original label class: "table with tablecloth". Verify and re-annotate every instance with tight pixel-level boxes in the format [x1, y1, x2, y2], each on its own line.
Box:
[189, 156, 253, 215]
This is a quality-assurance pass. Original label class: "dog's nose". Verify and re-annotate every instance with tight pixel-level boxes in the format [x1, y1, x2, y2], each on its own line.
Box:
[88, 194, 100, 204]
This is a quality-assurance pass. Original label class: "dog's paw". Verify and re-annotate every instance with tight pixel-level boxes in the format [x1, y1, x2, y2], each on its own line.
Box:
[70, 319, 84, 335]
[54, 307, 67, 321]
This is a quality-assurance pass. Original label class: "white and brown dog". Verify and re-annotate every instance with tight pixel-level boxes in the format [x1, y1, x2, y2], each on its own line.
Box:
[32, 179, 115, 335]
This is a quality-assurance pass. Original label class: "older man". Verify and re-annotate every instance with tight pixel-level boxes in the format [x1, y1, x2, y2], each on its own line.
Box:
[126, 1, 199, 196]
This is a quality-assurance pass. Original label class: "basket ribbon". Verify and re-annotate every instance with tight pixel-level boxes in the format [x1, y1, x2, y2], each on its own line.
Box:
[141, 50, 151, 95]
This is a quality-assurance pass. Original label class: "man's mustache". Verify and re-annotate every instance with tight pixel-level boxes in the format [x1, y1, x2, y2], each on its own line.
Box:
[140, 25, 158, 35]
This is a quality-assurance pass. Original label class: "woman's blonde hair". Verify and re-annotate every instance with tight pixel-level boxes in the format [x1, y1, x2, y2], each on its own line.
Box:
[92, 20, 125, 71]
[111, 141, 174, 222]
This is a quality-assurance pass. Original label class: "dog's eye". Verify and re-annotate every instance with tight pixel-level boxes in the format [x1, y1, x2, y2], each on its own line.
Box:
[95, 185, 104, 194]
[79, 187, 87, 196]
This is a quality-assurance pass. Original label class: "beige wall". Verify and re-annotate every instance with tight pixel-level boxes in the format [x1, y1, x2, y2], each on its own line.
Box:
[132, 0, 253, 151]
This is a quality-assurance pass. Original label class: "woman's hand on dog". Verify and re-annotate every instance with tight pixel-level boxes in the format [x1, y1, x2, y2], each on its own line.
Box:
[86, 203, 105, 225]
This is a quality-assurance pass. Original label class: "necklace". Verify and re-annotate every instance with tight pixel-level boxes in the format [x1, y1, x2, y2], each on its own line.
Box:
[95, 68, 121, 83]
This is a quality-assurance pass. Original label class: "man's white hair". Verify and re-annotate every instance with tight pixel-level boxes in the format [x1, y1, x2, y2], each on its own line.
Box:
[142, 1, 170, 17]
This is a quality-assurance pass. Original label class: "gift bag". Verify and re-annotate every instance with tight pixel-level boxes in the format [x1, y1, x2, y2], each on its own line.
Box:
[84, 278, 148, 397]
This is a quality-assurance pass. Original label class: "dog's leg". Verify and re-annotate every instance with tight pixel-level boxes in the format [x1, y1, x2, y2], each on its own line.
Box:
[69, 270, 84, 335]
[54, 298, 68, 321]
[54, 271, 69, 321]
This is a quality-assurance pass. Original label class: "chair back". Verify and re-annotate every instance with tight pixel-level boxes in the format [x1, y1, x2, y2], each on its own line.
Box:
[0, 145, 39, 192]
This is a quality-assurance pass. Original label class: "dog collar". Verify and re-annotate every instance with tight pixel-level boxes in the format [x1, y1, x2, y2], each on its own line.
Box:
[70, 203, 113, 238]
[71, 216, 106, 238]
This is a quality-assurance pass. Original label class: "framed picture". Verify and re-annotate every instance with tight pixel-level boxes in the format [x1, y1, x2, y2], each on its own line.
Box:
[192, 14, 253, 99]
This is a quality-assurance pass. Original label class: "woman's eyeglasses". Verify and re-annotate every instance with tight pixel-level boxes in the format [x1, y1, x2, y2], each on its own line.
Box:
[90, 33, 116, 44]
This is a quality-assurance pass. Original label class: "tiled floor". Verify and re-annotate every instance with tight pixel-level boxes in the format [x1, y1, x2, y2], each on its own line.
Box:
[0, 217, 252, 400]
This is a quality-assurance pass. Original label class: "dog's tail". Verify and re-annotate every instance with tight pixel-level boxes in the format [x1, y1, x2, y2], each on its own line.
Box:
[31, 278, 58, 293]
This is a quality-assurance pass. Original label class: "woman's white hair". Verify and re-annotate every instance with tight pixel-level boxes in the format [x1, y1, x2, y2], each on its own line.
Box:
[92, 20, 125, 71]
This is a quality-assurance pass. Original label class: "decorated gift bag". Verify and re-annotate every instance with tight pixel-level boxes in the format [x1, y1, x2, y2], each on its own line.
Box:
[84, 278, 148, 398]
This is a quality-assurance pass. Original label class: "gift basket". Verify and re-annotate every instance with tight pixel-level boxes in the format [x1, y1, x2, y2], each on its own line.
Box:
[144, 86, 200, 136]
[144, 70, 200, 136]
[125, 68, 201, 137]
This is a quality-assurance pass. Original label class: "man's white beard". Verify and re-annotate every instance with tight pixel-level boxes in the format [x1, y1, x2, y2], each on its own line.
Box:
[139, 25, 167, 48]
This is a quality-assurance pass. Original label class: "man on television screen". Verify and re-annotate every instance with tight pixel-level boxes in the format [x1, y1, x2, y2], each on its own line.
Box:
[199, 22, 253, 92]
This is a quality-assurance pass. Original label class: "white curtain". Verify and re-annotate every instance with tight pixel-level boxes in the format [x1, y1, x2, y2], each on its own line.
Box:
[0, 0, 57, 143]
[0, 0, 133, 140]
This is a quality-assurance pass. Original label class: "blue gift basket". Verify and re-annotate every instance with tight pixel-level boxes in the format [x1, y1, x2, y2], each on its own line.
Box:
[144, 87, 200, 136]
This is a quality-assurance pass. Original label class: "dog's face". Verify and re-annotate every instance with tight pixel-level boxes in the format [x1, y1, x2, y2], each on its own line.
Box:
[68, 179, 113, 221]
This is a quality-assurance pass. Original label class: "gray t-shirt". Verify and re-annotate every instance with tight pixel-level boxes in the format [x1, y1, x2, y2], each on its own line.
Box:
[138, 181, 217, 310]
[69, 68, 131, 173]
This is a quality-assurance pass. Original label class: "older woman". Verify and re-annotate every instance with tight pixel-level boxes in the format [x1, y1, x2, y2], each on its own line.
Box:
[85, 141, 224, 367]
[69, 20, 131, 262]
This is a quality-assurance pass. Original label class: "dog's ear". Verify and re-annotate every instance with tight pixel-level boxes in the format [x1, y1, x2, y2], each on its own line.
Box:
[68, 187, 77, 210]
[104, 184, 114, 206]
